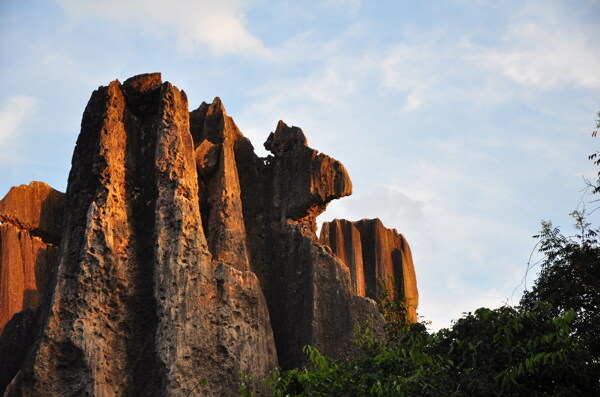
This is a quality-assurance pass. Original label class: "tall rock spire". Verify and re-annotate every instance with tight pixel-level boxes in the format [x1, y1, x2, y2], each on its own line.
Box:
[191, 97, 251, 271]
[5, 74, 277, 397]
[0, 181, 63, 332]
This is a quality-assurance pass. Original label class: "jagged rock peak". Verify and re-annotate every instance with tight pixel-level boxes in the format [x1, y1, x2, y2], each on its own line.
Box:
[0, 181, 63, 334]
[263, 120, 352, 227]
[264, 120, 308, 156]
[191, 94, 251, 272]
[120, 73, 164, 117]
[0, 183, 61, 390]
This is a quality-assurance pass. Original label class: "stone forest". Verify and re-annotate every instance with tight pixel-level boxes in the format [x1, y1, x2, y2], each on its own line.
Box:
[0, 73, 418, 396]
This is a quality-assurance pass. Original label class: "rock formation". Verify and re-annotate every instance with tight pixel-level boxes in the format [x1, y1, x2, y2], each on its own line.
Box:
[320, 218, 419, 322]
[190, 94, 384, 369]
[0, 182, 64, 395]
[0, 182, 64, 333]
[4, 75, 277, 397]
[0, 73, 416, 396]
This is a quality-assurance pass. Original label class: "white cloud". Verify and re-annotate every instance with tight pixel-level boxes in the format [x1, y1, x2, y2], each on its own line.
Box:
[381, 44, 438, 112]
[0, 96, 37, 164]
[474, 16, 600, 89]
[321, 0, 361, 16]
[402, 92, 425, 112]
[58, 0, 269, 56]
[235, 52, 380, 154]
[379, 3, 600, 111]
[378, 40, 514, 112]
[318, 185, 431, 243]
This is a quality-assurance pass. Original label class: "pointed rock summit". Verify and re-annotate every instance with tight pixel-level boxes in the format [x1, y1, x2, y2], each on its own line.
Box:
[4, 74, 276, 397]
[0, 74, 417, 396]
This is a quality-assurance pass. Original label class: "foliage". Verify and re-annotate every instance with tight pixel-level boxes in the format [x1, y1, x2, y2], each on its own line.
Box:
[434, 304, 597, 395]
[376, 277, 411, 341]
[588, 110, 600, 194]
[521, 211, 600, 363]
[243, 303, 597, 396]
[246, 328, 455, 396]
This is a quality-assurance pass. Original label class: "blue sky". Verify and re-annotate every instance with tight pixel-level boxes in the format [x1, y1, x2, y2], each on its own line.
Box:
[1, 0, 599, 330]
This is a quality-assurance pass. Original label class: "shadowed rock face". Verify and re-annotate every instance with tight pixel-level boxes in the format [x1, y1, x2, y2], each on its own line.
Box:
[320, 218, 419, 323]
[191, 101, 380, 369]
[0, 73, 416, 395]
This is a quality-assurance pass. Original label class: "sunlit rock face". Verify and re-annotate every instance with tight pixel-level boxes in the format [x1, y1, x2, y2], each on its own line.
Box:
[320, 218, 419, 323]
[4, 74, 276, 397]
[1, 73, 396, 396]
[0, 182, 64, 393]
[0, 182, 64, 333]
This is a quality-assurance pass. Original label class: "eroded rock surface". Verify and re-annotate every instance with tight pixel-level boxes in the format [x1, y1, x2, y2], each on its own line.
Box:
[192, 112, 382, 368]
[320, 218, 419, 322]
[1, 73, 416, 395]
[5, 74, 276, 397]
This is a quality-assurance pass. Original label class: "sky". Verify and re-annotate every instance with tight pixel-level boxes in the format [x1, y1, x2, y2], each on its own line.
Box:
[1, 0, 599, 330]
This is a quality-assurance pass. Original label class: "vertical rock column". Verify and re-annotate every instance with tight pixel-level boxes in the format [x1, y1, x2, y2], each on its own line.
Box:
[0, 181, 64, 333]
[6, 74, 276, 397]
[191, 98, 251, 271]
[320, 218, 419, 323]
[319, 219, 366, 297]
[0, 182, 64, 394]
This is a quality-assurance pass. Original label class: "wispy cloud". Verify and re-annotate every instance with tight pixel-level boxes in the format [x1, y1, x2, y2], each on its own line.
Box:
[380, 43, 440, 112]
[473, 7, 600, 89]
[320, 0, 362, 16]
[0, 96, 37, 165]
[58, 0, 269, 56]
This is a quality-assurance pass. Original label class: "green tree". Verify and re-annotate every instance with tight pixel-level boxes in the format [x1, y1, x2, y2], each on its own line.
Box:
[587, 110, 600, 194]
[433, 304, 597, 395]
[521, 211, 600, 364]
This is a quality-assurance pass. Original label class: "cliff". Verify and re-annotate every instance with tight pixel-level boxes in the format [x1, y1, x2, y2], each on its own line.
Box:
[0, 182, 64, 332]
[0, 73, 417, 396]
[320, 218, 419, 322]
